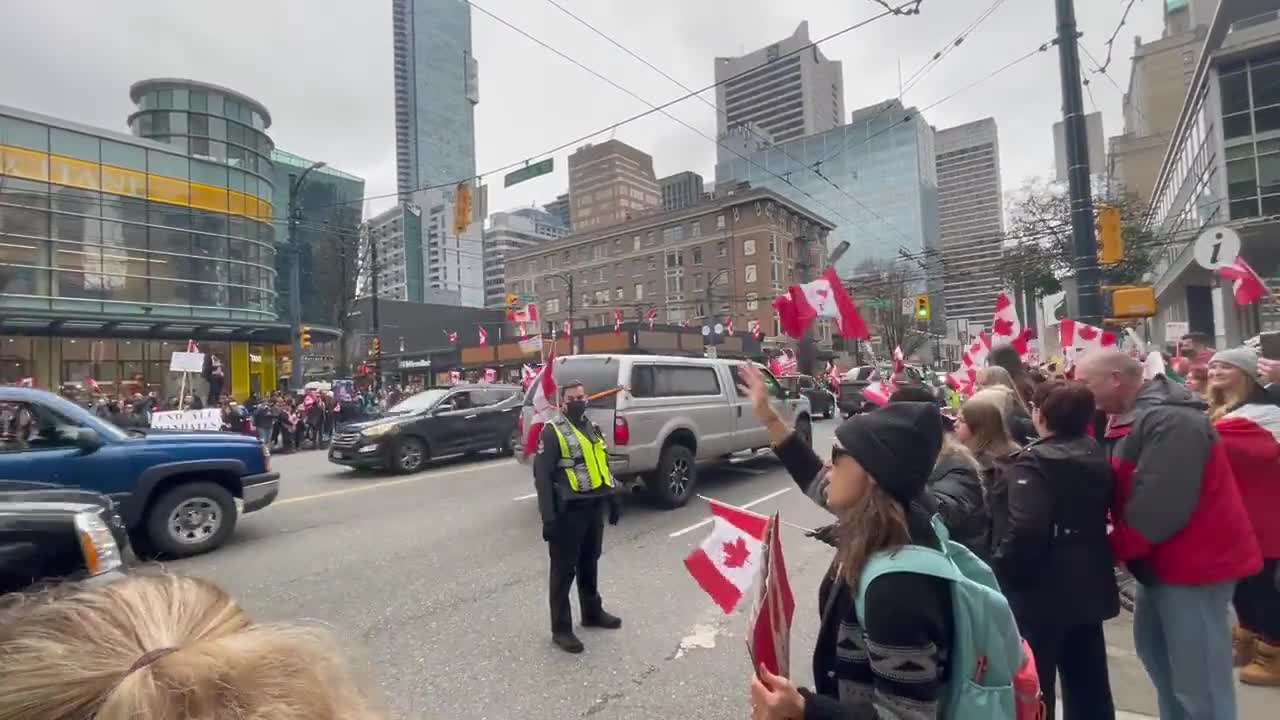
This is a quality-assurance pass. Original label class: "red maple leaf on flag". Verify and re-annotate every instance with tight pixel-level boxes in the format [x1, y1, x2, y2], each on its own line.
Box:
[1078, 325, 1099, 341]
[722, 536, 751, 568]
[992, 317, 1014, 337]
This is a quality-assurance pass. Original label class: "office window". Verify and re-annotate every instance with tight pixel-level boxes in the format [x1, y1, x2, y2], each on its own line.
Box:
[692, 246, 703, 265]
[718, 242, 727, 258]
[635, 282, 644, 299]
[746, 292, 759, 311]
[633, 235, 641, 251]
[716, 214, 726, 230]
[546, 298, 560, 313]
[690, 221, 701, 237]
[743, 238, 756, 256]
[615, 286, 624, 300]
[745, 265, 757, 283]
[648, 255, 657, 270]
[666, 251, 683, 268]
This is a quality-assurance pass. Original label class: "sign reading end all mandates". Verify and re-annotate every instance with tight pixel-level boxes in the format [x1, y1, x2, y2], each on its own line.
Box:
[504, 158, 554, 187]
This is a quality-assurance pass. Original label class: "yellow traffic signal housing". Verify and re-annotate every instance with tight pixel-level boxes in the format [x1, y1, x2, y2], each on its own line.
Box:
[505, 293, 519, 309]
[370, 337, 382, 356]
[454, 182, 473, 236]
[300, 326, 312, 350]
[1107, 285, 1157, 318]
[1097, 205, 1124, 265]
[915, 294, 931, 321]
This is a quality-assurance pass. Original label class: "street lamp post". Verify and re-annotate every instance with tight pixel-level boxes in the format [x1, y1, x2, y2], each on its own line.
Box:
[547, 271, 575, 350]
[287, 161, 326, 390]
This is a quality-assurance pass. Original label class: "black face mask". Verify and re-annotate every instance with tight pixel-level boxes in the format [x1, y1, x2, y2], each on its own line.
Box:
[564, 400, 588, 422]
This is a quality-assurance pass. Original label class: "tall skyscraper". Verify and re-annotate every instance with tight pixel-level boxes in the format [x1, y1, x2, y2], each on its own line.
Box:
[392, 0, 479, 197]
[659, 171, 705, 211]
[542, 193, 571, 230]
[484, 208, 569, 307]
[568, 140, 660, 231]
[713, 22, 845, 164]
[935, 119, 1004, 326]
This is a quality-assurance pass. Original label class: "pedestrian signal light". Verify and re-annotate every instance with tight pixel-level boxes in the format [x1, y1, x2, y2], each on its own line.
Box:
[915, 295, 930, 321]
[371, 337, 382, 356]
[300, 326, 312, 350]
[1097, 205, 1124, 265]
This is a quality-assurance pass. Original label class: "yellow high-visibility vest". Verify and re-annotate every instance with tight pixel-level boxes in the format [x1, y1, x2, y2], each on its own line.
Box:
[550, 416, 615, 493]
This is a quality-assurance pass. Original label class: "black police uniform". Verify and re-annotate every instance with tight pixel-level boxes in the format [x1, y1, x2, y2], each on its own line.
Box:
[532, 413, 623, 653]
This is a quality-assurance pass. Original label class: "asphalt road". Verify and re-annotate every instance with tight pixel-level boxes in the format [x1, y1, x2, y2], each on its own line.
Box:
[165, 420, 1269, 720]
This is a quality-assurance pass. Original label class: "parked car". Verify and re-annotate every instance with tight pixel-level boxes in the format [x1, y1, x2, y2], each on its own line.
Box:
[777, 374, 837, 419]
[0, 388, 278, 558]
[328, 384, 523, 474]
[0, 481, 131, 596]
[516, 355, 812, 508]
[837, 364, 927, 417]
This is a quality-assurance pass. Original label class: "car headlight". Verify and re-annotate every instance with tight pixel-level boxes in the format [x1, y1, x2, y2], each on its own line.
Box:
[75, 511, 124, 576]
[361, 423, 397, 438]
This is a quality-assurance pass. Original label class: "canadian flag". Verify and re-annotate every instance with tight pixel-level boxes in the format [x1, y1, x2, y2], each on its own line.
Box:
[483, 368, 497, 384]
[449, 370, 461, 384]
[1215, 403, 1280, 488]
[614, 310, 623, 335]
[746, 514, 795, 677]
[86, 377, 101, 394]
[1142, 351, 1168, 381]
[1059, 319, 1117, 356]
[990, 292, 1034, 356]
[518, 323, 528, 339]
[750, 320, 764, 340]
[446, 330, 459, 344]
[478, 327, 488, 347]
[521, 364, 538, 389]
[773, 267, 869, 340]
[186, 339, 200, 353]
[892, 346, 905, 375]
[523, 344, 558, 458]
[563, 320, 573, 337]
[17, 377, 34, 388]
[684, 500, 769, 613]
[508, 303, 540, 324]
[825, 361, 841, 387]
[1218, 256, 1270, 305]
[647, 308, 658, 330]
[725, 317, 735, 336]
[961, 332, 993, 371]
[768, 350, 797, 377]
[862, 380, 893, 408]
[946, 368, 977, 397]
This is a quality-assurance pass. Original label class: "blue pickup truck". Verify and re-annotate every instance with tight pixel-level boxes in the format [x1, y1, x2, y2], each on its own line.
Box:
[0, 388, 277, 557]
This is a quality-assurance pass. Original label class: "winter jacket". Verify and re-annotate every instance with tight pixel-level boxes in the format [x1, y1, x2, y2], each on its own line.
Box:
[774, 434, 953, 720]
[1103, 376, 1262, 586]
[1006, 405, 1038, 446]
[1214, 398, 1280, 558]
[927, 447, 990, 560]
[977, 452, 1017, 555]
[991, 435, 1119, 627]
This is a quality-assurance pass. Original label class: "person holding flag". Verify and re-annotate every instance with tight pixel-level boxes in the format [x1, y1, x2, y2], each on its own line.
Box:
[532, 378, 623, 654]
[737, 364, 954, 720]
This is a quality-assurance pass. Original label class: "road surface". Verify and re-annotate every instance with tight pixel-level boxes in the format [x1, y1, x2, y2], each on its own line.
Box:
[166, 420, 1270, 719]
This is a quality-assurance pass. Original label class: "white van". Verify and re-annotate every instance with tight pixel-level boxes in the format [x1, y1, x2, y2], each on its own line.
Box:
[518, 354, 812, 508]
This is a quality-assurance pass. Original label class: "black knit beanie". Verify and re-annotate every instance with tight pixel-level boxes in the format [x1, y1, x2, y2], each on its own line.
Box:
[834, 401, 944, 505]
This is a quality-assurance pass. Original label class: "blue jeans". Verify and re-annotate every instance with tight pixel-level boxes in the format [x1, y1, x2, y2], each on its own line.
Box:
[1133, 580, 1237, 720]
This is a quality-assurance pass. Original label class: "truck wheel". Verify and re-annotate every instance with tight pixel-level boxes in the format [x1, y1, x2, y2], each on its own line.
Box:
[795, 416, 813, 448]
[146, 481, 237, 558]
[394, 436, 429, 474]
[649, 444, 696, 509]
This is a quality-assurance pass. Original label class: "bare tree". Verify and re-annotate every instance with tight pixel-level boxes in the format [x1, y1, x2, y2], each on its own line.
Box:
[845, 258, 924, 359]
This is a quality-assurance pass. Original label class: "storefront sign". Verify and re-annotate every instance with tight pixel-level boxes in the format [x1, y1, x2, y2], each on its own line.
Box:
[169, 351, 206, 373]
[399, 359, 432, 369]
[150, 408, 223, 431]
[518, 335, 543, 353]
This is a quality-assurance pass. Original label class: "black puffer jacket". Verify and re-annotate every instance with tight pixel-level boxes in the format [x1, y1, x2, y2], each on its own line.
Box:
[927, 445, 990, 560]
[991, 435, 1120, 627]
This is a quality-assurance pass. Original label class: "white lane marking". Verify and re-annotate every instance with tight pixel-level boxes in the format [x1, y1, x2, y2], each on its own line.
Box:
[668, 487, 792, 538]
[274, 459, 516, 506]
[513, 492, 538, 501]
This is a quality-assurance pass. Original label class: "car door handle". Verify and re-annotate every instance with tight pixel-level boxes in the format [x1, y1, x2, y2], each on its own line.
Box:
[464, 414, 478, 420]
[736, 406, 742, 417]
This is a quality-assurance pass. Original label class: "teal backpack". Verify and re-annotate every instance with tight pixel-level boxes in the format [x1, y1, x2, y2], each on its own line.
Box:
[853, 515, 1043, 720]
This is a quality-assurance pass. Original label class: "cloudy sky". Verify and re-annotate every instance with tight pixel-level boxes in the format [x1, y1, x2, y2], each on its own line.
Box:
[1, 0, 1163, 220]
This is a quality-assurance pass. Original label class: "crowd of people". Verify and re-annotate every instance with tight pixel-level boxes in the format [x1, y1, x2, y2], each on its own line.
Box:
[746, 339, 1280, 720]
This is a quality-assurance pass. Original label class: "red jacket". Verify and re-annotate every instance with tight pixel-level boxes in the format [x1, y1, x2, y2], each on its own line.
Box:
[1215, 401, 1280, 557]
[1104, 378, 1260, 585]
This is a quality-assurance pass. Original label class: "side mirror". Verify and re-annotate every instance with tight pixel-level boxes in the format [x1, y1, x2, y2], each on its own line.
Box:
[76, 428, 104, 453]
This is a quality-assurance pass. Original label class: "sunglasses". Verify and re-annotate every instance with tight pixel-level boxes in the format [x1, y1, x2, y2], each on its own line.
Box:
[831, 445, 854, 465]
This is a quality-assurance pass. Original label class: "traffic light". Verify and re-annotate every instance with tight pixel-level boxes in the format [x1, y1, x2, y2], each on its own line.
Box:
[370, 337, 382, 357]
[1097, 205, 1124, 265]
[454, 182, 473, 235]
[914, 294, 931, 321]
[1104, 285, 1157, 319]
[299, 326, 312, 350]
[505, 293, 518, 309]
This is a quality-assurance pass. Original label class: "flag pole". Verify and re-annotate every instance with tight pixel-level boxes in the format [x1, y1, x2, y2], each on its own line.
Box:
[694, 494, 813, 534]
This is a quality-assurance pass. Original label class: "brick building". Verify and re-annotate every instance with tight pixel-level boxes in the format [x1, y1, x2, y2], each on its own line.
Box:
[503, 184, 836, 346]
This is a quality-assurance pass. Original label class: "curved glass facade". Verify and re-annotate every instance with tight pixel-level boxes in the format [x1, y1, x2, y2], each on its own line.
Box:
[0, 100, 276, 320]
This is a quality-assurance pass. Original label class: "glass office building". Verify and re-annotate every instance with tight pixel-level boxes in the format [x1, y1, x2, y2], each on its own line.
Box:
[0, 80, 311, 398]
[714, 99, 941, 277]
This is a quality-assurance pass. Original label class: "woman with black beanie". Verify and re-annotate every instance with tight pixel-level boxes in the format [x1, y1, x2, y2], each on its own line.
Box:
[740, 364, 954, 720]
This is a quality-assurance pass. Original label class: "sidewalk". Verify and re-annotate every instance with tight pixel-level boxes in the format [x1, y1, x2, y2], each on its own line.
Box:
[1098, 612, 1272, 719]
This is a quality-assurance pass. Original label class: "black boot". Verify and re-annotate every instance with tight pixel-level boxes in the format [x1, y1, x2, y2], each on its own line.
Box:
[582, 608, 622, 629]
[553, 631, 584, 653]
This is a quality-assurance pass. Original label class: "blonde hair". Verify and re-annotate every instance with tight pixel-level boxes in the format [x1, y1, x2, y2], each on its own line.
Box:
[1207, 365, 1253, 422]
[975, 367, 1029, 412]
[836, 481, 912, 590]
[960, 393, 1019, 462]
[0, 575, 384, 720]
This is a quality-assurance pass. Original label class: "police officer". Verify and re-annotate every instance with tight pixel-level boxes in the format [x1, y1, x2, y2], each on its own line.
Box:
[533, 380, 622, 653]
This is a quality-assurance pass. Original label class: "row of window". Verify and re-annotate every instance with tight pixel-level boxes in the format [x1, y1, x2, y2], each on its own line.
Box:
[136, 87, 268, 131]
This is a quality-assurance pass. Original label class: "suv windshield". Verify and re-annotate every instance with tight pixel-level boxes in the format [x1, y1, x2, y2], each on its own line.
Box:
[525, 357, 621, 408]
[386, 388, 451, 415]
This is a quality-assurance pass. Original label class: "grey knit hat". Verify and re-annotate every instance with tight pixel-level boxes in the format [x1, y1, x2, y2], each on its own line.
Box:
[1209, 347, 1261, 386]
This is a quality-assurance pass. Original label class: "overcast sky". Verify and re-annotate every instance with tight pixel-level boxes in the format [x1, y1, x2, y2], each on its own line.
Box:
[1, 0, 1164, 222]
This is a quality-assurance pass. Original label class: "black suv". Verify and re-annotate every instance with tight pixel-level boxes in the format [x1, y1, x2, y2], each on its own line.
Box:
[777, 374, 837, 419]
[328, 384, 523, 474]
[1, 481, 131, 595]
